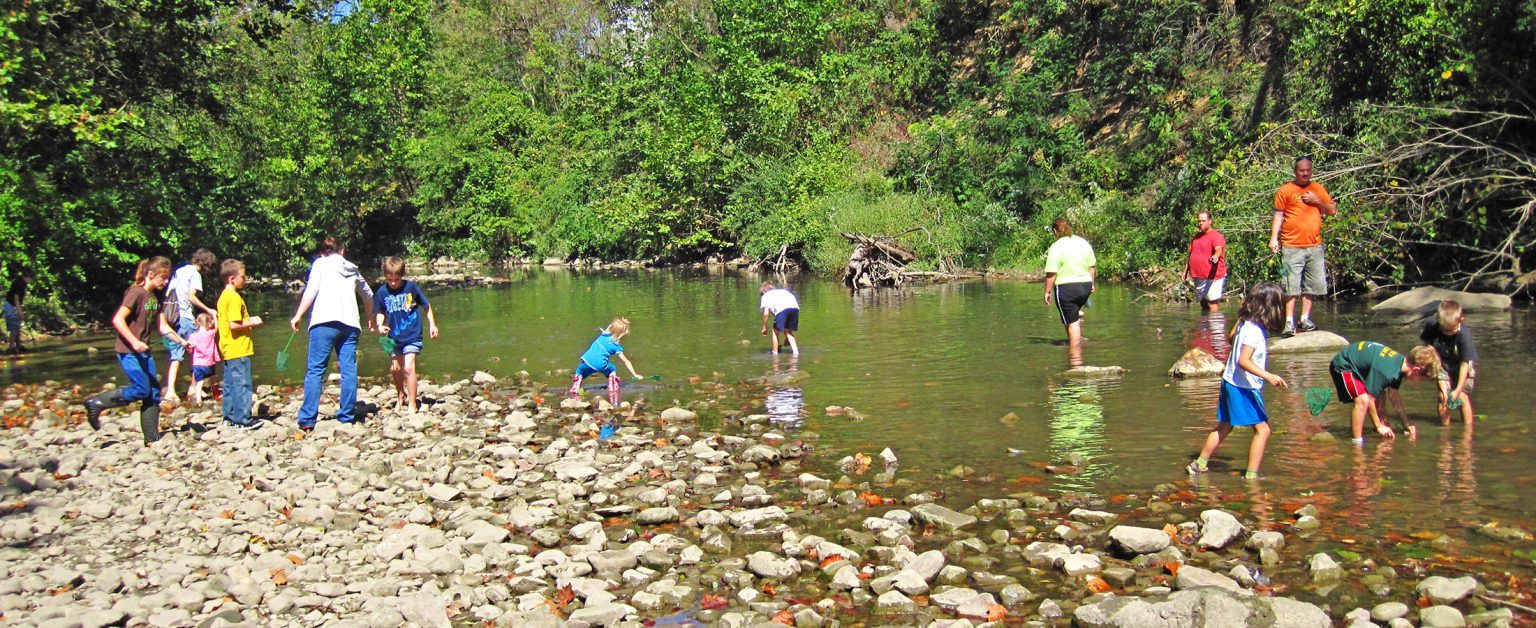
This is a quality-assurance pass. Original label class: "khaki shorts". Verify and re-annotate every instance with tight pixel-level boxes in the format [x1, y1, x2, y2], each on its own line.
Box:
[1281, 245, 1328, 296]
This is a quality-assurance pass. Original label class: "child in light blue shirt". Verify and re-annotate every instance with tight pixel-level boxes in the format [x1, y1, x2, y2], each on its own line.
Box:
[570, 318, 643, 406]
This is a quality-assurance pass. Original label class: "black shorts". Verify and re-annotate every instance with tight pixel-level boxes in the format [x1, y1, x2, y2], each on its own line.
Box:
[773, 308, 800, 332]
[1053, 282, 1092, 325]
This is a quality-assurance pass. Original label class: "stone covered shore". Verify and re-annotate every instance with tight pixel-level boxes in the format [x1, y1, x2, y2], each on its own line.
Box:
[0, 374, 1521, 627]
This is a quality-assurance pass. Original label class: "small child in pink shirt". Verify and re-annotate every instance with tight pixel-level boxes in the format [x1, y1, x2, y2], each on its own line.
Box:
[187, 313, 221, 404]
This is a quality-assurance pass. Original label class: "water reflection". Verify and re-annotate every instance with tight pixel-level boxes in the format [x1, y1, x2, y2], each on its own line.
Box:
[1048, 380, 1107, 488]
[764, 355, 806, 427]
[1436, 430, 1478, 511]
[1191, 311, 1230, 363]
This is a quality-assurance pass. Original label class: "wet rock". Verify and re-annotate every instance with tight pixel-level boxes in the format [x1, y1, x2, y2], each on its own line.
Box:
[659, 407, 697, 422]
[1074, 588, 1329, 628]
[1372, 602, 1410, 622]
[1467, 608, 1513, 627]
[1060, 366, 1126, 379]
[1174, 565, 1250, 596]
[1197, 509, 1244, 550]
[1419, 605, 1467, 628]
[1247, 530, 1285, 550]
[1060, 553, 1104, 576]
[1069, 508, 1116, 525]
[1109, 525, 1171, 555]
[746, 552, 799, 580]
[1269, 330, 1350, 353]
[1169, 348, 1223, 379]
[636, 507, 680, 525]
[568, 603, 637, 627]
[1417, 575, 1478, 605]
[729, 506, 788, 528]
[1024, 542, 1072, 567]
[1310, 553, 1343, 582]
[1373, 287, 1511, 313]
[911, 503, 977, 531]
[876, 590, 916, 613]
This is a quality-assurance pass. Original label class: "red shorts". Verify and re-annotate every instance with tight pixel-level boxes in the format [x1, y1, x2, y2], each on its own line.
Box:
[1330, 365, 1369, 402]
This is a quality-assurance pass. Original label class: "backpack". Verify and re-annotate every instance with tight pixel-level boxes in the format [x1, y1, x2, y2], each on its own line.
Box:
[162, 285, 181, 324]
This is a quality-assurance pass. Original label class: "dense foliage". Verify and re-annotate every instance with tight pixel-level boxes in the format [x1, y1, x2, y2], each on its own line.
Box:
[4, 0, 1533, 323]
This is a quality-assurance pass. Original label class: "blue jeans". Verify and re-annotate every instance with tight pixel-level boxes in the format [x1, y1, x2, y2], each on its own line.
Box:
[298, 322, 359, 427]
[117, 352, 162, 407]
[222, 356, 253, 426]
[164, 317, 195, 362]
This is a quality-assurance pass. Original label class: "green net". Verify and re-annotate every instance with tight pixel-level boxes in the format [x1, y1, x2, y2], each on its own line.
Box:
[1305, 387, 1332, 416]
[379, 336, 396, 355]
[1447, 395, 1463, 410]
[275, 331, 297, 372]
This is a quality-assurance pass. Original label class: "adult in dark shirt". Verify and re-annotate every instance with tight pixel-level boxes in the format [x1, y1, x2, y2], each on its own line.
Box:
[5, 268, 32, 354]
[1420, 300, 1479, 427]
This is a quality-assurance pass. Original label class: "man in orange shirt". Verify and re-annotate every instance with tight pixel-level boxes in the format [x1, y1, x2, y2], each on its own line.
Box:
[1269, 157, 1336, 336]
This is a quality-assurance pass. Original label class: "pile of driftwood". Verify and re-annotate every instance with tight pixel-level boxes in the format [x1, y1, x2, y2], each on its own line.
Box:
[840, 232, 917, 287]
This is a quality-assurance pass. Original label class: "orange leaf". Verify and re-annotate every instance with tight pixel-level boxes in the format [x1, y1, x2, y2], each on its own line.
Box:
[701, 594, 729, 610]
[859, 492, 884, 507]
[1163, 523, 1178, 542]
[1086, 576, 1111, 593]
[987, 603, 1008, 621]
[532, 395, 545, 405]
[1164, 561, 1181, 577]
[761, 582, 777, 596]
[269, 568, 288, 585]
[819, 554, 846, 569]
[544, 598, 565, 618]
[286, 554, 304, 565]
[1410, 531, 1440, 540]
[654, 438, 668, 447]
[219, 510, 235, 519]
[553, 584, 575, 609]
[770, 609, 794, 625]
[649, 468, 665, 479]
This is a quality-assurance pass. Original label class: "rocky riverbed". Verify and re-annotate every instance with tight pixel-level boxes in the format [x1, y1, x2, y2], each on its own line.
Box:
[0, 374, 1527, 627]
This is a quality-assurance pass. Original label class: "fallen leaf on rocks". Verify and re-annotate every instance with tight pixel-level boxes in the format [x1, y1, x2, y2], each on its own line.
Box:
[269, 569, 288, 585]
[700, 594, 729, 610]
[481, 470, 499, 483]
[649, 468, 665, 479]
[554, 584, 575, 609]
[654, 438, 668, 447]
[219, 510, 235, 519]
[987, 604, 1007, 621]
[860, 492, 884, 507]
[911, 595, 929, 606]
[1164, 523, 1179, 542]
[1164, 561, 1181, 577]
[770, 609, 794, 625]
[286, 554, 304, 565]
[819, 555, 845, 569]
[851, 452, 872, 474]
[1086, 576, 1111, 593]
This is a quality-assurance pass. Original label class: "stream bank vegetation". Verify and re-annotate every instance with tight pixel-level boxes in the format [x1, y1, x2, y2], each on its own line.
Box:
[4, 0, 1534, 325]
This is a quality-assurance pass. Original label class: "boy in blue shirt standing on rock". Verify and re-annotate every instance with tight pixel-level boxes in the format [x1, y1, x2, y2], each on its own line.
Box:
[373, 257, 439, 414]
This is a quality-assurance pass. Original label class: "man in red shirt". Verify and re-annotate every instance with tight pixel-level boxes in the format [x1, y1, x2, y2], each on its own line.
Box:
[1269, 157, 1336, 336]
[1183, 211, 1226, 312]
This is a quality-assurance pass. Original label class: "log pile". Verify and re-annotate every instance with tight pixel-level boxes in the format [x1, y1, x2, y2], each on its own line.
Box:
[840, 232, 918, 288]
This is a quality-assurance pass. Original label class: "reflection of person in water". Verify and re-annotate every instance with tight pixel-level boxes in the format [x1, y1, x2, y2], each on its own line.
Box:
[1047, 381, 1106, 471]
[1191, 311, 1230, 363]
[764, 355, 806, 426]
[1436, 430, 1478, 510]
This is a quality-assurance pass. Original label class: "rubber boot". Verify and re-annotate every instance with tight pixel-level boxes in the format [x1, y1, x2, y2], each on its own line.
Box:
[84, 389, 129, 431]
[139, 402, 162, 444]
[607, 374, 621, 407]
[569, 374, 583, 397]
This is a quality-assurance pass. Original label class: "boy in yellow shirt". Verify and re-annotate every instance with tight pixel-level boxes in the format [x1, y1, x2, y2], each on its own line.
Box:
[217, 259, 263, 428]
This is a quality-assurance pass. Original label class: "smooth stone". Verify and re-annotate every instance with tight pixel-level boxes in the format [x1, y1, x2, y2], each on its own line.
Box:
[1417, 575, 1478, 605]
[1197, 510, 1244, 550]
[1420, 605, 1467, 628]
[1108, 525, 1171, 555]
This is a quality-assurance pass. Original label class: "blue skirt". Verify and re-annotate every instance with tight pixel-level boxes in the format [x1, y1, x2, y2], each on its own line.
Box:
[1218, 380, 1267, 427]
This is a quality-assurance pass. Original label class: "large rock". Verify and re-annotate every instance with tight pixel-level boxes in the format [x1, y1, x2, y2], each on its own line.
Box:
[1108, 526, 1171, 555]
[1269, 330, 1350, 353]
[728, 506, 787, 528]
[399, 591, 451, 628]
[1417, 576, 1478, 605]
[1419, 605, 1467, 628]
[1169, 348, 1224, 379]
[1373, 287, 1511, 313]
[1074, 588, 1329, 628]
[1197, 510, 1244, 550]
[746, 551, 800, 579]
[911, 503, 977, 531]
[1174, 565, 1250, 596]
[1060, 366, 1126, 379]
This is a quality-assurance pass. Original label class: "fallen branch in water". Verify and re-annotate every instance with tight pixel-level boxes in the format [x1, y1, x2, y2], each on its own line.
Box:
[1477, 593, 1536, 615]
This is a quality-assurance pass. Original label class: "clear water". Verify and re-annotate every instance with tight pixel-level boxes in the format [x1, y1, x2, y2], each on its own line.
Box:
[9, 268, 1536, 580]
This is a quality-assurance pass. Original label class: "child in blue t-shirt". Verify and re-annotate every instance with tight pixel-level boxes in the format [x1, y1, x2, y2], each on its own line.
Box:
[570, 317, 643, 406]
[372, 257, 439, 414]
